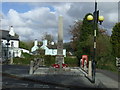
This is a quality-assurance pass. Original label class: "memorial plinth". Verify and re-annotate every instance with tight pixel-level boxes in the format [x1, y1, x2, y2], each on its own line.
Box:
[55, 16, 64, 69]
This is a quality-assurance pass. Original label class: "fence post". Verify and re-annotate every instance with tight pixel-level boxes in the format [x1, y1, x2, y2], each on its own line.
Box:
[29, 60, 34, 74]
[88, 61, 92, 76]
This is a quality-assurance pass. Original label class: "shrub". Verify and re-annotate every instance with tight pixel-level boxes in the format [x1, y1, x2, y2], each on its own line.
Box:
[64, 56, 78, 67]
[44, 55, 55, 66]
[22, 53, 32, 58]
[36, 48, 45, 55]
[13, 53, 79, 67]
[13, 57, 31, 65]
[96, 55, 118, 72]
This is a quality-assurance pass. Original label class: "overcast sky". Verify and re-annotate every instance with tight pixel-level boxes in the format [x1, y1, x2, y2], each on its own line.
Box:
[1, 2, 118, 42]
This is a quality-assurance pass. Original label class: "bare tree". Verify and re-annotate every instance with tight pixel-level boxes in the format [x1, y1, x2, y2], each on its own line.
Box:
[42, 32, 54, 45]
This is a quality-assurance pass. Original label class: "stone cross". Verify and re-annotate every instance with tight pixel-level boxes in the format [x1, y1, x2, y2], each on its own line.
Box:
[56, 16, 64, 68]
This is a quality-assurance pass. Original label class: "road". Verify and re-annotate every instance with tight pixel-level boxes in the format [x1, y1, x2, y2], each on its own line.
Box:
[2, 75, 70, 89]
[96, 69, 119, 82]
[1, 64, 120, 90]
[1, 65, 69, 89]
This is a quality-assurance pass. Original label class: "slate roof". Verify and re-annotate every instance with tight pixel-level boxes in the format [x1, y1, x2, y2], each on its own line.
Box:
[37, 42, 57, 49]
[0, 30, 19, 40]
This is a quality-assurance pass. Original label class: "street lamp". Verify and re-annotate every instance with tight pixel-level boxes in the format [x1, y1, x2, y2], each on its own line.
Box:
[87, 1, 104, 83]
[87, 15, 104, 24]
[98, 16, 104, 25]
[87, 15, 94, 21]
[6, 36, 10, 63]
[51, 41, 55, 55]
[10, 42, 14, 64]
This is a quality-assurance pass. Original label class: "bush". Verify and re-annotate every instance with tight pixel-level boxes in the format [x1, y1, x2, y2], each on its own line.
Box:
[64, 56, 78, 67]
[44, 55, 55, 66]
[43, 56, 78, 67]
[13, 53, 79, 67]
[13, 57, 31, 65]
[36, 49, 45, 55]
[96, 55, 118, 72]
[22, 53, 32, 58]
[13, 53, 34, 65]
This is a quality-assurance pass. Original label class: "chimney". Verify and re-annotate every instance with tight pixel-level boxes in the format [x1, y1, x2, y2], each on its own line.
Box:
[34, 39, 38, 46]
[43, 40, 47, 46]
[9, 26, 15, 36]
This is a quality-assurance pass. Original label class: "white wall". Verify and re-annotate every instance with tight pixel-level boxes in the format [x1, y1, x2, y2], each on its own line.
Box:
[63, 49, 66, 57]
[9, 48, 21, 57]
[2, 39, 19, 48]
[31, 46, 39, 52]
[10, 40, 19, 48]
[13, 49, 21, 57]
[45, 49, 57, 55]
[45, 49, 66, 57]
[1, 39, 7, 47]
[9, 48, 30, 58]
[20, 48, 30, 53]
[1, 39, 21, 57]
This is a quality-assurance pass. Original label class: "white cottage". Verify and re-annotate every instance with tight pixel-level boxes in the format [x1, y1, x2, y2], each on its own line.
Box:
[0, 26, 30, 61]
[31, 39, 39, 52]
[31, 39, 66, 57]
[0, 26, 21, 61]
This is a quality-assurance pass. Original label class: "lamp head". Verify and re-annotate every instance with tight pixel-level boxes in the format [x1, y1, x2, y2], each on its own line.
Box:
[98, 16, 104, 21]
[99, 16, 104, 25]
[87, 15, 93, 21]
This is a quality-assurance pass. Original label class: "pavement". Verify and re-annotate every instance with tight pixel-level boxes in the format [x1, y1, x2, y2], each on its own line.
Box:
[96, 69, 120, 89]
[1, 64, 120, 90]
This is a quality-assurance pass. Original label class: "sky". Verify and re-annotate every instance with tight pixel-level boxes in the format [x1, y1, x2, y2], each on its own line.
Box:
[1, 2, 118, 42]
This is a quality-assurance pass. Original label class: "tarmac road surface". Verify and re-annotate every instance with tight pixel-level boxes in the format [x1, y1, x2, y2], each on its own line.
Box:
[1, 64, 120, 90]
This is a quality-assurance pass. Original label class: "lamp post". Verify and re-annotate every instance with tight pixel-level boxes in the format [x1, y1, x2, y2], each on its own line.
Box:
[6, 36, 10, 63]
[87, 1, 104, 83]
[10, 42, 14, 64]
[51, 41, 55, 55]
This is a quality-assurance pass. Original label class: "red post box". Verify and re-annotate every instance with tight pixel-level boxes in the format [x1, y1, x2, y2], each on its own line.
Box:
[81, 55, 88, 68]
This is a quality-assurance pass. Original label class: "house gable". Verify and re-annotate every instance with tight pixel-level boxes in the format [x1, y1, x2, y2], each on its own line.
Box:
[0, 30, 19, 41]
